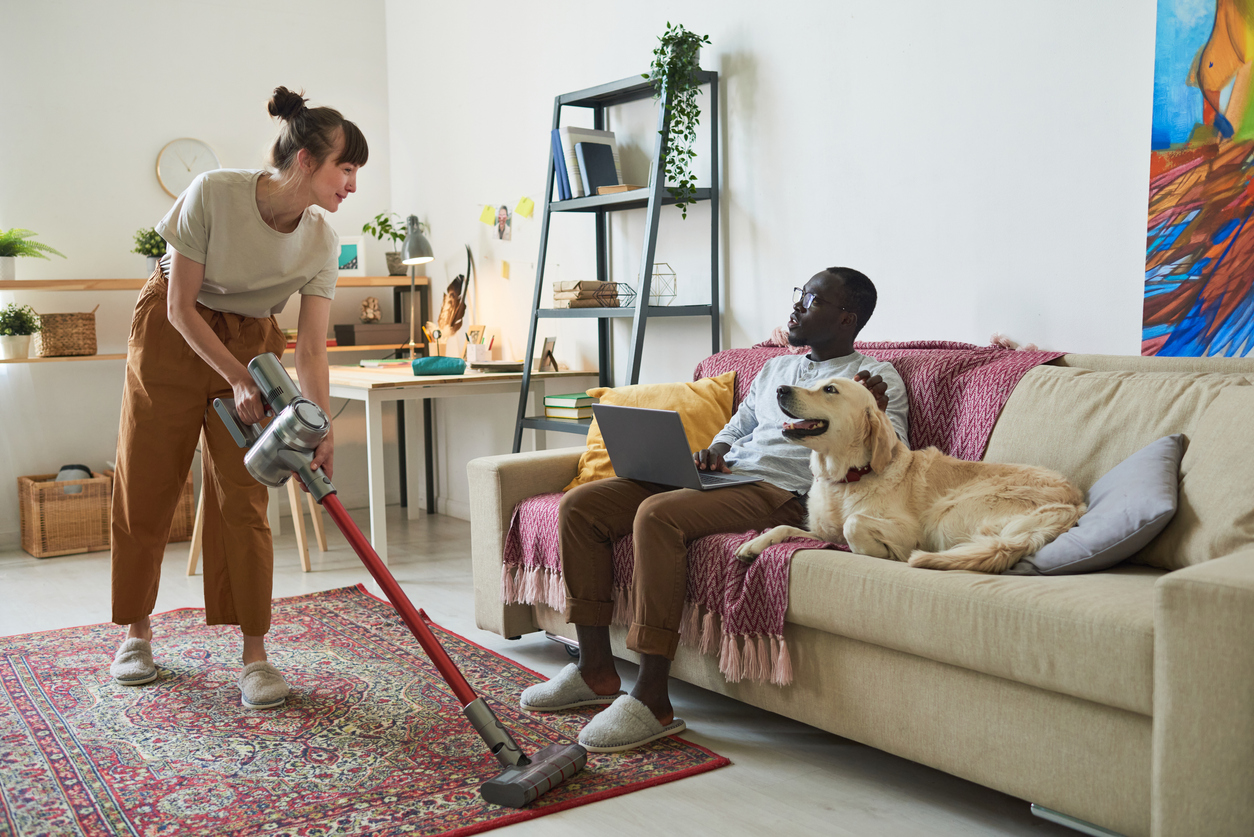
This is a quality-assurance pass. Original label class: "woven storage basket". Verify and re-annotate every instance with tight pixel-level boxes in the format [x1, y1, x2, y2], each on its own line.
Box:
[102, 469, 195, 543]
[19, 472, 112, 558]
[34, 305, 98, 357]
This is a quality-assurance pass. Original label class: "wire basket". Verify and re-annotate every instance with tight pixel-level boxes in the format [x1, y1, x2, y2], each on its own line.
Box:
[34, 305, 99, 357]
[19, 472, 112, 558]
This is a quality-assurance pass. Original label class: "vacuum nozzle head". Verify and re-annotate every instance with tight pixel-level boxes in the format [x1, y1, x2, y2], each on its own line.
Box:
[479, 742, 587, 808]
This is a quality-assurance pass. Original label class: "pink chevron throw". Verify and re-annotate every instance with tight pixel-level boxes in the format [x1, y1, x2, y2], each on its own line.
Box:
[503, 341, 1063, 686]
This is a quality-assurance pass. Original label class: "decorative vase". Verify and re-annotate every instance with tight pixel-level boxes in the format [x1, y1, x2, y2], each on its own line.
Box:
[0, 256, 14, 282]
[385, 251, 407, 276]
[0, 334, 31, 360]
[146, 256, 158, 275]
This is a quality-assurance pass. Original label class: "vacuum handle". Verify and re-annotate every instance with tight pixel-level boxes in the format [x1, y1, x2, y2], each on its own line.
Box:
[213, 398, 262, 448]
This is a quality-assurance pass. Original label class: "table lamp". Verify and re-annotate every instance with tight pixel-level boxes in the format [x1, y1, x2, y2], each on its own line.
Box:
[401, 215, 434, 359]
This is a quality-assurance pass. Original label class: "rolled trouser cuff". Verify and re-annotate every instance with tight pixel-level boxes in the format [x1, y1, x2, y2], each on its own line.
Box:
[626, 622, 680, 660]
[566, 596, 614, 627]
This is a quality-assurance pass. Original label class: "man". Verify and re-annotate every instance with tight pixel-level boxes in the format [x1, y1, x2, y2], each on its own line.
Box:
[519, 267, 909, 752]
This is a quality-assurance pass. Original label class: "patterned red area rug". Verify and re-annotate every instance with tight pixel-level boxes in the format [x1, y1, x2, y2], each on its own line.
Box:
[0, 585, 729, 836]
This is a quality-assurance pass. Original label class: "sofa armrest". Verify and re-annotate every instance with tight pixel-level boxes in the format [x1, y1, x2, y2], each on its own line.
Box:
[466, 449, 583, 638]
[1153, 548, 1254, 837]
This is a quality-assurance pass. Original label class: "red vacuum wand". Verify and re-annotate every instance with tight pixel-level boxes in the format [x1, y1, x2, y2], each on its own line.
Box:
[214, 353, 586, 808]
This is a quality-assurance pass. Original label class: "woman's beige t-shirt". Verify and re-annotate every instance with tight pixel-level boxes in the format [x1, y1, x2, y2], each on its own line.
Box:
[156, 169, 338, 318]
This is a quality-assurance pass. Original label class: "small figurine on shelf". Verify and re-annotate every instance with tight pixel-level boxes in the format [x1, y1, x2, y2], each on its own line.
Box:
[359, 296, 381, 323]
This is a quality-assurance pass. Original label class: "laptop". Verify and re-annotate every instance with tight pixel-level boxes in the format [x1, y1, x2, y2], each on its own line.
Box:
[592, 404, 763, 491]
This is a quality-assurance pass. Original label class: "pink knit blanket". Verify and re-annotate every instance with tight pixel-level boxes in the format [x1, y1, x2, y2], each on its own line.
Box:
[502, 341, 1063, 686]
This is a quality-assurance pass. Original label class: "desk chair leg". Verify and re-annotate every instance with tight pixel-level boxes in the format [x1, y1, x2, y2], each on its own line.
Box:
[186, 488, 205, 576]
[306, 492, 328, 551]
[286, 479, 312, 573]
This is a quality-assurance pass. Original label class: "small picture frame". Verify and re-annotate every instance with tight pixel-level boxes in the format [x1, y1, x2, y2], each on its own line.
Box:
[464, 324, 486, 346]
[337, 236, 367, 277]
[536, 336, 558, 372]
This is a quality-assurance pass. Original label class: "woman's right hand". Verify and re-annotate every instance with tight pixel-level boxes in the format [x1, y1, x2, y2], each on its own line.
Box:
[232, 377, 268, 426]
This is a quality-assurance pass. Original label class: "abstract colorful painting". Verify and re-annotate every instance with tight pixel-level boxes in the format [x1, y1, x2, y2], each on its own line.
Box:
[1146, 0, 1254, 357]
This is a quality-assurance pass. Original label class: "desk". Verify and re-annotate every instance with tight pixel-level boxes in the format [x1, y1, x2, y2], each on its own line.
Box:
[324, 366, 597, 563]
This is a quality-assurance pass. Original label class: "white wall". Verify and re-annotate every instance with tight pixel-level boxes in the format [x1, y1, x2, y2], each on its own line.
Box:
[0, 0, 396, 546]
[385, 0, 1157, 516]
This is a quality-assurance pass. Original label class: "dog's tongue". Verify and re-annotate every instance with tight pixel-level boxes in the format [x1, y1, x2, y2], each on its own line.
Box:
[783, 419, 824, 431]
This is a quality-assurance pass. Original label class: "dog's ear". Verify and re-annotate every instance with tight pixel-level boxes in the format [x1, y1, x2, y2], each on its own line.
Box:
[864, 407, 896, 473]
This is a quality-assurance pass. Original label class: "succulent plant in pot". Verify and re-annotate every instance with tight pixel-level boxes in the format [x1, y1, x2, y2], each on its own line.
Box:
[0, 302, 42, 360]
[363, 212, 426, 276]
[643, 22, 712, 219]
[132, 228, 167, 276]
[0, 228, 66, 281]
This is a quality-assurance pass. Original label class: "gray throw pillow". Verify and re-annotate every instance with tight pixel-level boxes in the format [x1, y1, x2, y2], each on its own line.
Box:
[1005, 434, 1184, 575]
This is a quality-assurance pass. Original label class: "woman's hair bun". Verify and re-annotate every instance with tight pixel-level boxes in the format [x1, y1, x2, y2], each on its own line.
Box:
[267, 86, 307, 120]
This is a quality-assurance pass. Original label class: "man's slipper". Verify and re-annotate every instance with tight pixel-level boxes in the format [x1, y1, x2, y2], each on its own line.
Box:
[577, 694, 687, 753]
[239, 661, 289, 710]
[110, 637, 158, 686]
[519, 663, 623, 712]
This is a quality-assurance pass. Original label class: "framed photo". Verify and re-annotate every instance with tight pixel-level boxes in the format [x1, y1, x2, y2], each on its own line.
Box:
[464, 324, 486, 346]
[536, 336, 558, 372]
[337, 236, 366, 277]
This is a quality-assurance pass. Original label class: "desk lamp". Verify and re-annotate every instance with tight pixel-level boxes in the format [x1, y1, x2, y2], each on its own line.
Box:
[401, 215, 434, 359]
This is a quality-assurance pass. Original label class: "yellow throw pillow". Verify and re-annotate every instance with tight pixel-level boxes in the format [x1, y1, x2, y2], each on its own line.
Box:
[563, 370, 737, 491]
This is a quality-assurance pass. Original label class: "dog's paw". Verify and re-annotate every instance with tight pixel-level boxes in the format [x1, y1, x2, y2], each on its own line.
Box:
[734, 538, 767, 562]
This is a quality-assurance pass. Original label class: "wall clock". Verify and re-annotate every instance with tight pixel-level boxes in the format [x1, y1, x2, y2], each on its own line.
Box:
[156, 138, 221, 198]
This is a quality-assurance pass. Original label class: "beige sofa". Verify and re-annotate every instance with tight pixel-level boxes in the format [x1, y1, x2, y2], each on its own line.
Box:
[468, 353, 1254, 837]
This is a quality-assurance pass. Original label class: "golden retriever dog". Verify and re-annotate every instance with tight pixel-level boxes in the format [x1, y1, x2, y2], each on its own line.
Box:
[735, 377, 1085, 573]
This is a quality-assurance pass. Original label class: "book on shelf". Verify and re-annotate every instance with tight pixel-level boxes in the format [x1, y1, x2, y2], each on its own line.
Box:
[544, 392, 595, 408]
[544, 405, 594, 420]
[358, 357, 411, 368]
[553, 280, 611, 293]
[596, 184, 646, 195]
[286, 338, 338, 349]
[550, 129, 571, 200]
[557, 127, 622, 198]
[553, 289, 620, 301]
[575, 141, 619, 196]
[554, 297, 619, 309]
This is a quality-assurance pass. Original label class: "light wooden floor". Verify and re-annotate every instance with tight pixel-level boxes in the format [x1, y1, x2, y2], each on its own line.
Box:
[0, 506, 1076, 837]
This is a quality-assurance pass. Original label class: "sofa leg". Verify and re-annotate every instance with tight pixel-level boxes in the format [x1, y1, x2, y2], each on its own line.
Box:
[1030, 804, 1125, 837]
[545, 631, 581, 658]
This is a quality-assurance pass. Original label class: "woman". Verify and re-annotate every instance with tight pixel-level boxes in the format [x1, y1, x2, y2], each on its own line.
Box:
[108, 87, 367, 709]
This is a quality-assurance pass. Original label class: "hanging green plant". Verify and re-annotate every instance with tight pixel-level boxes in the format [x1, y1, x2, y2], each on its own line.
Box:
[644, 22, 711, 219]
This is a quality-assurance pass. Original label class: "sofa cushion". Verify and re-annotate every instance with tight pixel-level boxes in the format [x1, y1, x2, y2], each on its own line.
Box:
[563, 371, 736, 491]
[1007, 434, 1184, 575]
[984, 366, 1253, 492]
[787, 550, 1163, 715]
[1136, 387, 1254, 570]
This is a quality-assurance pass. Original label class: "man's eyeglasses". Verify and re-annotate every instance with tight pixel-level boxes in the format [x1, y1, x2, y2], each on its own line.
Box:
[792, 287, 844, 311]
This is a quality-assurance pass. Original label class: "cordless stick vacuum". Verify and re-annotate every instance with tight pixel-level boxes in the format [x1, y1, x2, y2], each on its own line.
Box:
[212, 353, 586, 808]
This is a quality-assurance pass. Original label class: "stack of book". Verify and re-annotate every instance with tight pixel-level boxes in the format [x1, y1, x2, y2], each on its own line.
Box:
[553, 280, 619, 308]
[544, 392, 596, 420]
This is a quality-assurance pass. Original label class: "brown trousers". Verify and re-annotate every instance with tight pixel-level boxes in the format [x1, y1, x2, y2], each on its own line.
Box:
[558, 477, 806, 659]
[111, 269, 285, 635]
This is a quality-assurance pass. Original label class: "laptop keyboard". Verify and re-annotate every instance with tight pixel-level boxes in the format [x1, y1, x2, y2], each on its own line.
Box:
[698, 471, 745, 486]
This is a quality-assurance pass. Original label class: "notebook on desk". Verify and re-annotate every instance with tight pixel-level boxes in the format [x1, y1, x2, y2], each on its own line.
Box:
[592, 404, 762, 491]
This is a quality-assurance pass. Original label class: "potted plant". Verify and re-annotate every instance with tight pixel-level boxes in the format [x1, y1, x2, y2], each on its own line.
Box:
[0, 228, 66, 281]
[0, 303, 41, 360]
[362, 212, 425, 276]
[131, 228, 167, 276]
[644, 23, 711, 219]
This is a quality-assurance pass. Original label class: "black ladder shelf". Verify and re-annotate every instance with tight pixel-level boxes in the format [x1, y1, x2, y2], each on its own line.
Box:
[511, 70, 721, 453]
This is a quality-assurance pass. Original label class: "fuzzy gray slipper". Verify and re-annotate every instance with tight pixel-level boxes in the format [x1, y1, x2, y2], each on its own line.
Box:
[578, 694, 686, 753]
[239, 661, 289, 710]
[519, 663, 623, 712]
[110, 638, 158, 686]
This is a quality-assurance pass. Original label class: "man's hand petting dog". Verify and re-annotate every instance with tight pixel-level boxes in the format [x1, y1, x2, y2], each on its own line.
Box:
[854, 370, 889, 412]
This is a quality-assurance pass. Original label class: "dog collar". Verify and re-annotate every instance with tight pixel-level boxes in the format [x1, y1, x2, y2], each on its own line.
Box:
[840, 465, 873, 483]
